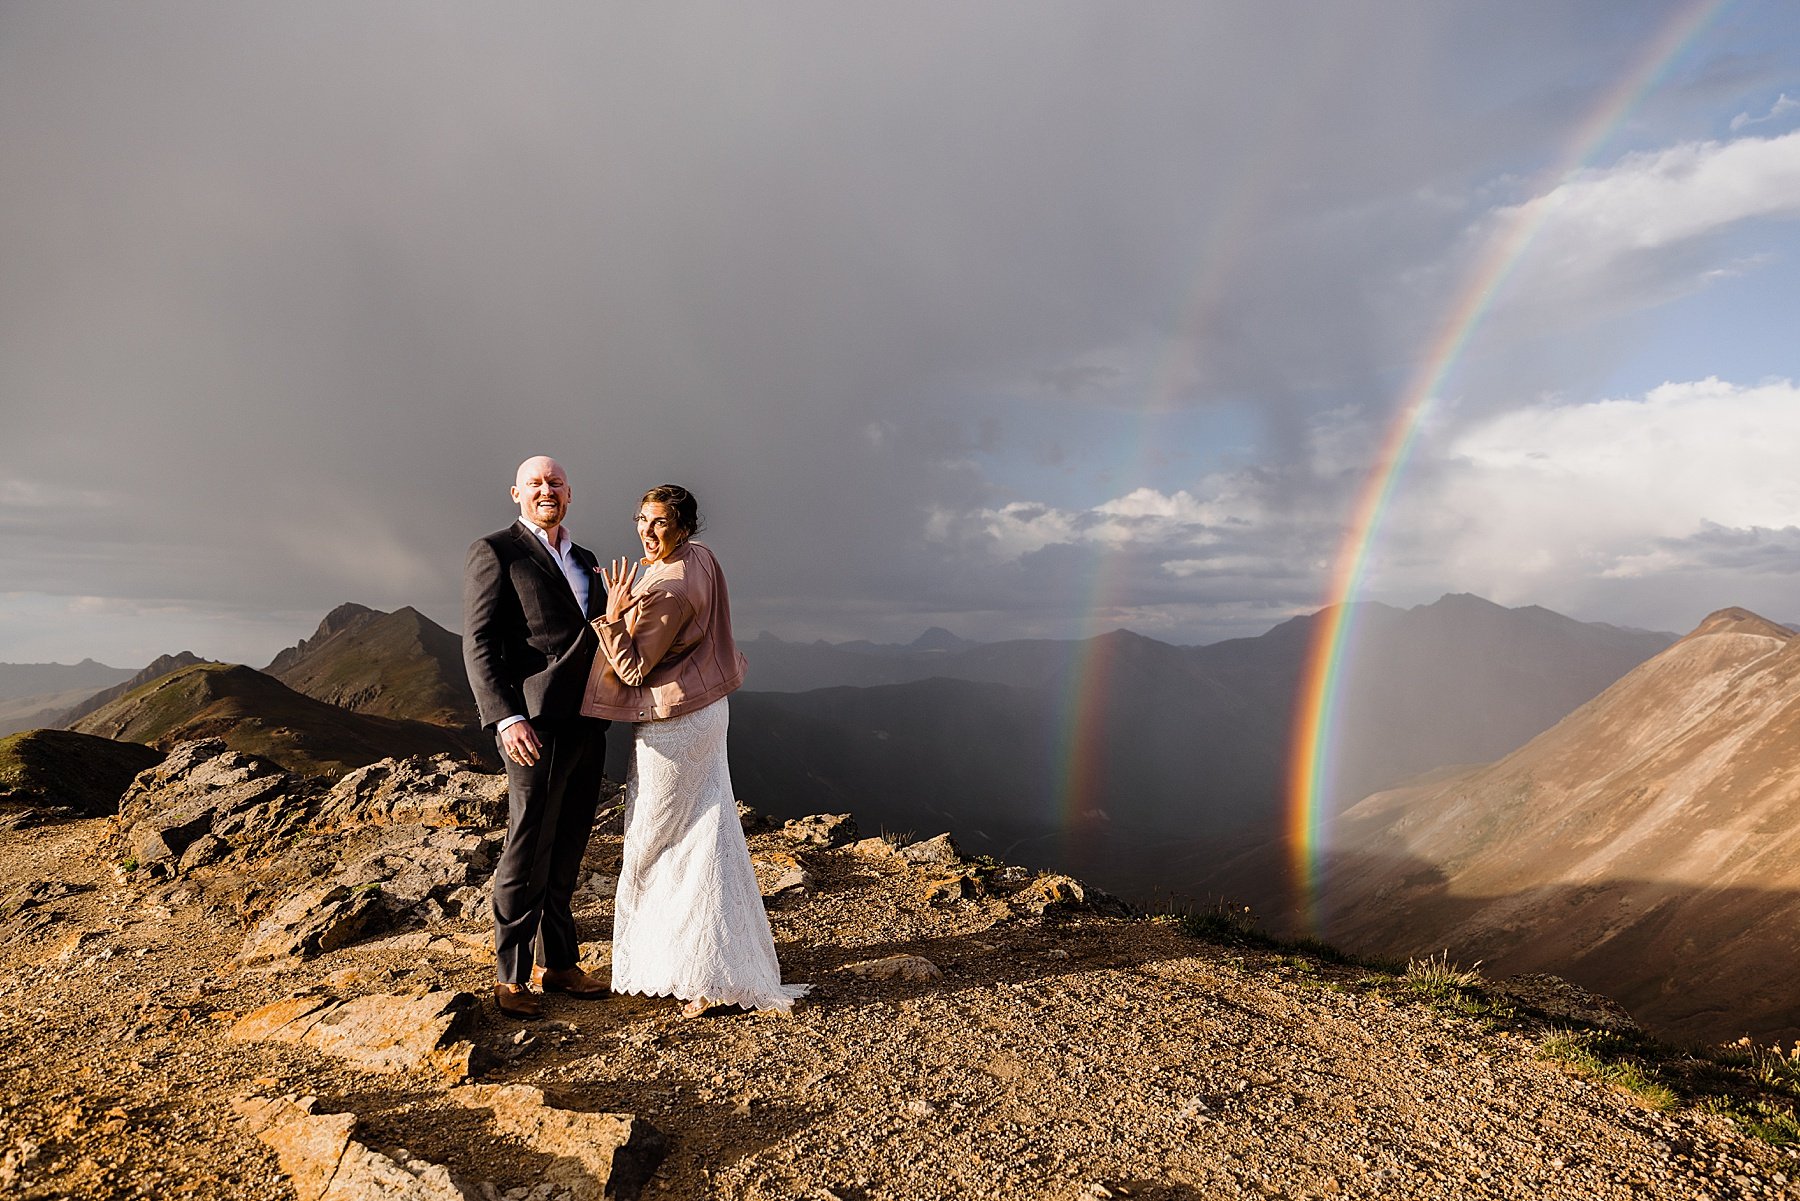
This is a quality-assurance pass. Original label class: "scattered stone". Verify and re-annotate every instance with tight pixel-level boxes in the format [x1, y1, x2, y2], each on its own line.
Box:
[897, 832, 962, 866]
[229, 989, 484, 1079]
[842, 954, 944, 983]
[233, 1094, 470, 1201]
[923, 873, 982, 906]
[0, 878, 87, 920]
[765, 867, 815, 896]
[736, 802, 778, 834]
[450, 1084, 667, 1201]
[782, 813, 858, 848]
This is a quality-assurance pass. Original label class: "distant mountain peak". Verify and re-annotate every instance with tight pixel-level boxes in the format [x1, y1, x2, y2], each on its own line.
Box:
[908, 627, 970, 653]
[318, 601, 379, 635]
[1426, 592, 1505, 611]
[264, 603, 476, 731]
[1683, 607, 1792, 643]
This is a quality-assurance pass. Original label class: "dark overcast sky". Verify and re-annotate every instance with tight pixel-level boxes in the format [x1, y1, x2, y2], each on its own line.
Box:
[4, 2, 1800, 665]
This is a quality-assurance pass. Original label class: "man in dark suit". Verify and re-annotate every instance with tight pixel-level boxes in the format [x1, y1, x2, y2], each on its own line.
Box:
[464, 455, 613, 1019]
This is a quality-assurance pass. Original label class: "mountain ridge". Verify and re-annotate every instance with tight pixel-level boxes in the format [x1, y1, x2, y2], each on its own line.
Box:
[67, 662, 489, 777]
[1316, 605, 1800, 1044]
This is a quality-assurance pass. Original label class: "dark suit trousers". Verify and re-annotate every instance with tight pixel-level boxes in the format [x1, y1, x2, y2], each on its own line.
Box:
[492, 714, 609, 983]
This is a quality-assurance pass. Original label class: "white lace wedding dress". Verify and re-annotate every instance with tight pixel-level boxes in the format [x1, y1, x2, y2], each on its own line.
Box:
[610, 696, 810, 1013]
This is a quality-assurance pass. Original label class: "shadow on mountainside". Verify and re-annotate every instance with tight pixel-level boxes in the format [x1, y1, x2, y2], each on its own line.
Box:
[1227, 847, 1800, 1049]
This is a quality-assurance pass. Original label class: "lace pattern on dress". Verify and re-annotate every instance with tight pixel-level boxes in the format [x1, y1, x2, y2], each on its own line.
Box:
[610, 697, 810, 1013]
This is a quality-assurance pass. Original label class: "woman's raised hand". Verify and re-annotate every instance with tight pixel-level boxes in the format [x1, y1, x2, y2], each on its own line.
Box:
[601, 556, 639, 622]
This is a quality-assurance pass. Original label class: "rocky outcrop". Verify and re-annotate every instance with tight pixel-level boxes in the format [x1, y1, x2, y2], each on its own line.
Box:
[233, 1088, 667, 1201]
[113, 739, 297, 872]
[448, 1085, 668, 1200]
[107, 742, 506, 959]
[781, 812, 857, 847]
[315, 756, 508, 830]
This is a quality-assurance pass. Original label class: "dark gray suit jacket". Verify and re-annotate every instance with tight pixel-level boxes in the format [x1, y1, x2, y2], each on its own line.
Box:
[463, 521, 606, 732]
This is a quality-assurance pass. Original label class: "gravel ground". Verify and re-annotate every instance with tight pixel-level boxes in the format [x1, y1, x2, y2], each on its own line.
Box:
[2, 813, 1797, 1200]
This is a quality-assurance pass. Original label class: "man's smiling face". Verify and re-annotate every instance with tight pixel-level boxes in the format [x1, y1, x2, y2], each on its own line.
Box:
[512, 456, 571, 533]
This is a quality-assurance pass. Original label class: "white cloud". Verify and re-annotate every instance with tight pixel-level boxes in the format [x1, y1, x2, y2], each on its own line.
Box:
[1730, 93, 1800, 133]
[947, 377, 1800, 638]
[1514, 130, 1800, 256]
[1387, 377, 1800, 609]
[1476, 131, 1800, 334]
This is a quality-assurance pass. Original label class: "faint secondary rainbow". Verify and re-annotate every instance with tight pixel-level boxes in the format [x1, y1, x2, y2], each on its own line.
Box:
[1284, 0, 1732, 929]
[1051, 22, 1354, 852]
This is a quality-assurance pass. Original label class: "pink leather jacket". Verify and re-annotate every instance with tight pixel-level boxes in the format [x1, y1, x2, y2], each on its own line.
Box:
[579, 541, 748, 722]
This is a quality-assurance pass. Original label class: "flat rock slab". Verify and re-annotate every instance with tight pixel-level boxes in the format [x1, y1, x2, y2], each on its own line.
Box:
[234, 1094, 471, 1201]
[842, 954, 944, 983]
[229, 989, 482, 1079]
[449, 1084, 668, 1201]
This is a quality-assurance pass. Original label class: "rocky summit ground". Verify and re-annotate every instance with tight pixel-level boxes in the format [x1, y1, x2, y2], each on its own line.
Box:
[2, 741, 1797, 1200]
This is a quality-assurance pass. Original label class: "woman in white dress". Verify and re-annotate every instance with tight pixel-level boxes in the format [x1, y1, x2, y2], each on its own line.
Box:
[580, 485, 808, 1016]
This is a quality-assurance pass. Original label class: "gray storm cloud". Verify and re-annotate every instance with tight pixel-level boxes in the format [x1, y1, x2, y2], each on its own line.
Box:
[0, 2, 1789, 662]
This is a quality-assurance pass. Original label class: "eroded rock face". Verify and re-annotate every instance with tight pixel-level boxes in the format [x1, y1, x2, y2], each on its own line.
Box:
[229, 989, 484, 1079]
[114, 740, 296, 871]
[315, 756, 507, 830]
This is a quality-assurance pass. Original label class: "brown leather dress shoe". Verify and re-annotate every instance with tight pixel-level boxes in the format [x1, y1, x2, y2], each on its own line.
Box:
[494, 981, 544, 1020]
[531, 964, 612, 1000]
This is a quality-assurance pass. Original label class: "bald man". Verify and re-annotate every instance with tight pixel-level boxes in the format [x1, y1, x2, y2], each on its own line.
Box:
[464, 456, 612, 1019]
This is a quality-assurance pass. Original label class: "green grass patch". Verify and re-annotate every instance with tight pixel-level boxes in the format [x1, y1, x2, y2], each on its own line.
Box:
[1540, 1029, 1678, 1111]
[1540, 1029, 1800, 1143]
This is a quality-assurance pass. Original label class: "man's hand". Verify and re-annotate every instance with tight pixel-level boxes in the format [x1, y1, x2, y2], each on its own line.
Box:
[500, 720, 544, 768]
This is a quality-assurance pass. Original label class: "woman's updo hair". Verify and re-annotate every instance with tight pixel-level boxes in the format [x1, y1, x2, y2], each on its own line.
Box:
[640, 484, 703, 537]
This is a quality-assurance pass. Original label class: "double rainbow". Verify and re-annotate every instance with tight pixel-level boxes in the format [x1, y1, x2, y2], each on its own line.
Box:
[1284, 0, 1731, 929]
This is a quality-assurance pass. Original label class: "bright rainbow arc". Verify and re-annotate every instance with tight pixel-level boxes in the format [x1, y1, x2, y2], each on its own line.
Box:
[1284, 0, 1732, 931]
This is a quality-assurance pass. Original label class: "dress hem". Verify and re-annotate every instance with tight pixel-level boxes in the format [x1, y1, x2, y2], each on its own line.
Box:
[611, 980, 813, 1014]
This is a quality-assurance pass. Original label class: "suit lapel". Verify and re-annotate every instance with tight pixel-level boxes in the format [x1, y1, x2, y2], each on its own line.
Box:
[511, 523, 584, 616]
